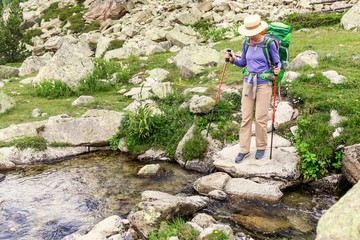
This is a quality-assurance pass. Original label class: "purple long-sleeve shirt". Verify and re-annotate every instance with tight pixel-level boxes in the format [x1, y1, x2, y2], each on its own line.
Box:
[233, 38, 281, 84]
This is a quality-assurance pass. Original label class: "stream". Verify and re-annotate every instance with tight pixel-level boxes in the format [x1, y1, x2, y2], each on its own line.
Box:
[0, 151, 339, 240]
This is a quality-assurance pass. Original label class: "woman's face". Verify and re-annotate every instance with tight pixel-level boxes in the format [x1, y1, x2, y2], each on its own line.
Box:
[248, 34, 261, 42]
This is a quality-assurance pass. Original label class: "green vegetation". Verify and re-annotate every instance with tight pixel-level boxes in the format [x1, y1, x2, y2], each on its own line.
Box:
[33, 80, 75, 99]
[182, 127, 209, 162]
[206, 230, 229, 240]
[283, 12, 344, 30]
[0, 136, 47, 151]
[49, 142, 73, 147]
[149, 217, 199, 240]
[191, 19, 240, 42]
[107, 39, 126, 51]
[0, 0, 29, 64]
[24, 28, 43, 46]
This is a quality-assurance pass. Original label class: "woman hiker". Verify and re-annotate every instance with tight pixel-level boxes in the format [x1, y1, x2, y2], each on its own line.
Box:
[225, 15, 281, 163]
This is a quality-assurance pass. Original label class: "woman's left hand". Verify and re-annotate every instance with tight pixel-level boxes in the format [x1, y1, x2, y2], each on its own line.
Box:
[273, 67, 280, 76]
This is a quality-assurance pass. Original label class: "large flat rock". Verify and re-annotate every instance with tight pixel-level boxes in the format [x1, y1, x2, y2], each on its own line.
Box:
[213, 134, 301, 190]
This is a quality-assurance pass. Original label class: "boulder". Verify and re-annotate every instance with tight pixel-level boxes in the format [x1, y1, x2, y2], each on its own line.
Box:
[104, 47, 141, 61]
[322, 70, 346, 84]
[95, 36, 113, 58]
[78, 215, 125, 240]
[128, 191, 209, 238]
[191, 213, 216, 229]
[275, 101, 294, 127]
[84, 0, 131, 24]
[189, 95, 214, 114]
[341, 1, 360, 30]
[19, 53, 52, 77]
[307, 174, 349, 195]
[198, 1, 212, 12]
[43, 36, 78, 52]
[166, 24, 199, 47]
[137, 149, 168, 161]
[124, 87, 152, 100]
[289, 50, 319, 69]
[329, 110, 348, 127]
[332, 127, 343, 138]
[33, 41, 94, 89]
[283, 71, 300, 82]
[208, 190, 227, 200]
[175, 12, 198, 25]
[193, 172, 231, 194]
[38, 111, 123, 146]
[32, 108, 41, 118]
[0, 120, 47, 142]
[233, 214, 291, 234]
[151, 82, 173, 99]
[0, 91, 16, 113]
[0, 66, 19, 79]
[174, 45, 222, 78]
[341, 143, 360, 184]
[213, 134, 300, 190]
[71, 96, 96, 106]
[316, 181, 360, 239]
[137, 164, 161, 177]
[143, 68, 169, 86]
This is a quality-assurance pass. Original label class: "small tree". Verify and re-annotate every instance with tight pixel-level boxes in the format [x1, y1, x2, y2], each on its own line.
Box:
[0, 0, 28, 64]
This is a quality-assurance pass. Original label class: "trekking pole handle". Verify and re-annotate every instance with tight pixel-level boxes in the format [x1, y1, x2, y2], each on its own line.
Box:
[225, 49, 232, 62]
[274, 62, 279, 76]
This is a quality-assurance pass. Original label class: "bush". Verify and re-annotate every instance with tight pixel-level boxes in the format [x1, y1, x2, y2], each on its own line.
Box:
[182, 127, 209, 162]
[107, 39, 125, 51]
[82, 22, 100, 33]
[33, 80, 75, 99]
[283, 12, 344, 30]
[23, 28, 43, 45]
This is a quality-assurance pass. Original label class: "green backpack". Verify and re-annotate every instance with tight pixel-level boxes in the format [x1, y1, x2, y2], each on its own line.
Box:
[243, 22, 292, 85]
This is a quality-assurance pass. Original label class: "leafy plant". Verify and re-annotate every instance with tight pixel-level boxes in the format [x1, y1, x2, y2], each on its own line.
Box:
[23, 28, 43, 45]
[206, 230, 229, 240]
[333, 151, 342, 169]
[149, 217, 199, 240]
[182, 127, 209, 162]
[109, 134, 120, 151]
[33, 80, 75, 99]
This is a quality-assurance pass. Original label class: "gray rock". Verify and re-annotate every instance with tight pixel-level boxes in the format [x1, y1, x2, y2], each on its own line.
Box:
[0, 66, 19, 79]
[0, 173, 5, 182]
[19, 53, 52, 77]
[43, 36, 78, 52]
[184, 87, 208, 95]
[175, 12, 198, 25]
[341, 143, 360, 184]
[0, 91, 16, 113]
[166, 24, 199, 47]
[95, 36, 112, 58]
[213, 135, 300, 190]
[38, 111, 123, 146]
[208, 190, 227, 200]
[71, 96, 96, 106]
[275, 101, 294, 127]
[174, 45, 222, 78]
[332, 127, 343, 138]
[322, 70, 346, 84]
[137, 164, 161, 177]
[224, 178, 283, 202]
[78, 215, 125, 240]
[289, 50, 319, 69]
[329, 110, 348, 127]
[145, 68, 169, 84]
[316, 181, 360, 239]
[32, 108, 41, 118]
[0, 120, 47, 142]
[341, 0, 360, 30]
[308, 174, 349, 194]
[128, 191, 209, 238]
[290, 125, 299, 136]
[283, 71, 300, 82]
[137, 149, 168, 161]
[197, 1, 212, 12]
[234, 232, 255, 240]
[104, 46, 141, 61]
[84, 0, 131, 24]
[124, 87, 152, 100]
[193, 172, 231, 194]
[151, 82, 173, 99]
[189, 95, 214, 114]
[34, 42, 94, 89]
[191, 213, 216, 229]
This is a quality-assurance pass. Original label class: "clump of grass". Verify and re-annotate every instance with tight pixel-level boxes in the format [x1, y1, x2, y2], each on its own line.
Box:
[149, 217, 199, 240]
[107, 39, 125, 51]
[32, 80, 75, 99]
[283, 12, 344, 30]
[49, 142, 73, 147]
[182, 127, 209, 162]
[206, 230, 229, 240]
[0, 137, 48, 151]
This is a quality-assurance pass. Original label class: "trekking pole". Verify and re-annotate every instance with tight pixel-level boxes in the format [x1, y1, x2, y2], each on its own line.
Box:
[206, 49, 232, 137]
[270, 62, 279, 160]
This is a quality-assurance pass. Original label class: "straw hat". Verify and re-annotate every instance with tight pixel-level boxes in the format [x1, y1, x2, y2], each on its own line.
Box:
[238, 15, 268, 37]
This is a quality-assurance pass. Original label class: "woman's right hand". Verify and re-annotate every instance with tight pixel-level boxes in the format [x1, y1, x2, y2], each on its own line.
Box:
[225, 52, 234, 63]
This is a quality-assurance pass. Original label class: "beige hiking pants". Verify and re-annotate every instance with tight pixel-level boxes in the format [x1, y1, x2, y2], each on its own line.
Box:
[239, 82, 272, 153]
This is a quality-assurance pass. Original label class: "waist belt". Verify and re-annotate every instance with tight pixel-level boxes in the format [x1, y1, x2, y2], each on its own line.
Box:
[244, 72, 262, 99]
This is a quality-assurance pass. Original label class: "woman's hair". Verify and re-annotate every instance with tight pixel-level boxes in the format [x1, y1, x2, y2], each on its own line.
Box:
[259, 28, 267, 35]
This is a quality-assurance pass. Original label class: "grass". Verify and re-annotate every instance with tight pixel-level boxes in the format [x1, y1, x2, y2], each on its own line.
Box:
[0, 136, 47, 151]
[149, 217, 199, 240]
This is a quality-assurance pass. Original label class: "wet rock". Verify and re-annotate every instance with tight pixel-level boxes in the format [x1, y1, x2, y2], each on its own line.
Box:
[329, 110, 348, 127]
[289, 50, 319, 69]
[0, 65, 19, 79]
[189, 95, 214, 114]
[34, 41, 94, 89]
[0, 91, 16, 113]
[341, 143, 360, 184]
[191, 213, 216, 229]
[224, 178, 283, 202]
[32, 108, 41, 118]
[39, 111, 123, 146]
[213, 134, 300, 190]
[198, 224, 234, 240]
[128, 191, 209, 238]
[84, 0, 131, 24]
[0, 174, 5, 182]
[78, 215, 125, 240]
[137, 149, 169, 161]
[137, 164, 161, 177]
[275, 101, 295, 127]
[341, 0, 360, 30]
[233, 214, 291, 234]
[316, 180, 360, 239]
[287, 215, 313, 233]
[234, 232, 255, 240]
[151, 82, 173, 99]
[322, 70, 346, 84]
[193, 172, 231, 194]
[208, 190, 227, 200]
[19, 53, 52, 77]
[71, 96, 95, 106]
[174, 45, 222, 78]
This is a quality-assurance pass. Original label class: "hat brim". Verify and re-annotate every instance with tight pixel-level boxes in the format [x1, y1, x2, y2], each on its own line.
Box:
[238, 21, 268, 37]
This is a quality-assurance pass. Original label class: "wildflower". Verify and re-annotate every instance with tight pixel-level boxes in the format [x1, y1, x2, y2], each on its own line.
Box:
[356, 99, 359, 102]
[214, 230, 218, 234]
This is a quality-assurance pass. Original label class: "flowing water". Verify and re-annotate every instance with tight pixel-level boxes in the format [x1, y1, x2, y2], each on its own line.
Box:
[0, 151, 339, 240]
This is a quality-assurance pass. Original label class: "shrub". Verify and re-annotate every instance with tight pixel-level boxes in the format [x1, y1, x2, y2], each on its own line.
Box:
[82, 22, 100, 33]
[33, 80, 75, 99]
[107, 39, 125, 51]
[283, 12, 344, 30]
[23, 28, 43, 45]
[182, 127, 209, 162]
[68, 13, 85, 33]
[149, 218, 199, 240]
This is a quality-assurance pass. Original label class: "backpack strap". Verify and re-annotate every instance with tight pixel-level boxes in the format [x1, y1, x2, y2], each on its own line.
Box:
[263, 37, 274, 70]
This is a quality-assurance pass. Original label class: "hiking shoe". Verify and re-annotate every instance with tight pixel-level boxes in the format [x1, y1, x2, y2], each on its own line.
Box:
[255, 150, 266, 160]
[235, 152, 250, 163]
